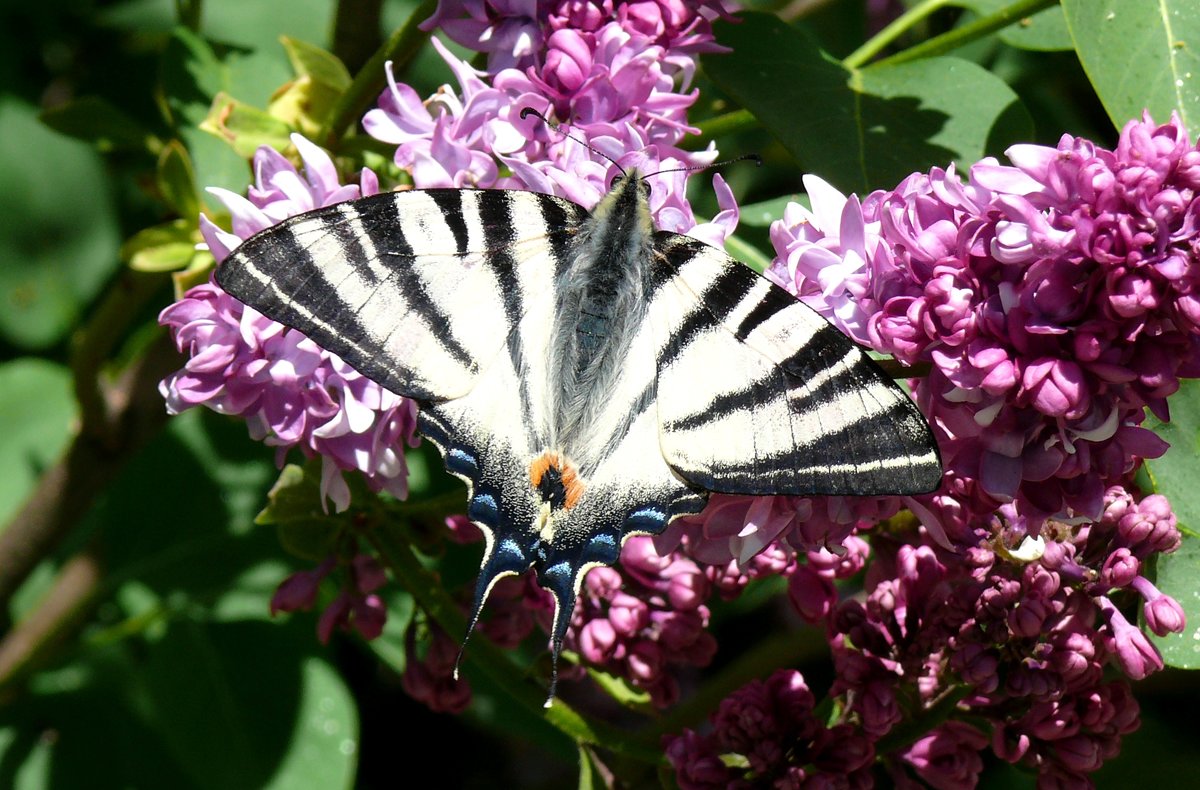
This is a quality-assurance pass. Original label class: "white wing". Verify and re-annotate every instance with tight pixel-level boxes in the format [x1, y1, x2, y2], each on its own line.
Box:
[217, 189, 587, 402]
[649, 233, 942, 496]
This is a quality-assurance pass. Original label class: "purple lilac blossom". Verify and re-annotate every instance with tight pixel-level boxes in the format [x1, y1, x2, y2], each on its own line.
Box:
[766, 113, 1200, 548]
[667, 483, 1181, 787]
[420, 0, 734, 75]
[160, 134, 420, 513]
[665, 669, 876, 788]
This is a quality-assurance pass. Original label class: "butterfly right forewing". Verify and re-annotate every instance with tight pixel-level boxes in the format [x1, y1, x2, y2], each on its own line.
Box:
[649, 232, 942, 497]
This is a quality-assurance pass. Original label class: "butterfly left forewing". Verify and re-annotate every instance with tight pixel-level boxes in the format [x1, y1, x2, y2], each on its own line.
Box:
[217, 189, 585, 402]
[649, 233, 942, 496]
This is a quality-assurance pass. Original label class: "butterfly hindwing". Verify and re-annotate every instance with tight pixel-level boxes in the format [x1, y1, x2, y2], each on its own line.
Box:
[216, 189, 587, 402]
[649, 233, 942, 496]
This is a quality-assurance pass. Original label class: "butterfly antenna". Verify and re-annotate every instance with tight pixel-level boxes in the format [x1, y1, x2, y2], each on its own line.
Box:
[643, 152, 763, 180]
[519, 107, 627, 176]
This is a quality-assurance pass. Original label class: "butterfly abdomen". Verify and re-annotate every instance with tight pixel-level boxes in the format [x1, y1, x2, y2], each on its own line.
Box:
[546, 174, 655, 464]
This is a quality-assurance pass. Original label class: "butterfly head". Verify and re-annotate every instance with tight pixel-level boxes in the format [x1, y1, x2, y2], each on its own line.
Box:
[592, 168, 655, 240]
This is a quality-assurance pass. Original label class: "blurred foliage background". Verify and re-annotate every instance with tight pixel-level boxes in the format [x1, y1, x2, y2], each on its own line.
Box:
[2, 0, 1200, 787]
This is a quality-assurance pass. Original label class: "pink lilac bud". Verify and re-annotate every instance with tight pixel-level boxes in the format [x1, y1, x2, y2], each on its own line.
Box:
[663, 730, 732, 790]
[1097, 597, 1163, 679]
[562, 537, 716, 707]
[1130, 575, 1186, 636]
[897, 721, 989, 790]
[270, 557, 334, 615]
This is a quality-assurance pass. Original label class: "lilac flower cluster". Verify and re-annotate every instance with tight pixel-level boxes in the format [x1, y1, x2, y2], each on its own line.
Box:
[567, 536, 717, 706]
[160, 135, 419, 512]
[361, 29, 740, 245]
[770, 113, 1200, 546]
[668, 482, 1182, 787]
[422, 0, 733, 75]
[667, 669, 876, 788]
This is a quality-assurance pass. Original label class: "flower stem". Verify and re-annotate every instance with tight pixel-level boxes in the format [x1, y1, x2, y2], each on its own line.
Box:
[871, 0, 1060, 68]
[843, 0, 953, 69]
[685, 108, 758, 150]
[318, 0, 438, 150]
[364, 521, 663, 763]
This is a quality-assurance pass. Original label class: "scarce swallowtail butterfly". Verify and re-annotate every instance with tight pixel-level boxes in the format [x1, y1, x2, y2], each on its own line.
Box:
[215, 158, 942, 700]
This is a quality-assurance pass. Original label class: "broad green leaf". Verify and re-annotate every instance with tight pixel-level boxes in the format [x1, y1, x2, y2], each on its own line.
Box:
[0, 360, 75, 527]
[964, 0, 1074, 51]
[1142, 378, 1200, 668]
[0, 99, 121, 349]
[0, 620, 357, 789]
[703, 13, 1031, 193]
[160, 28, 251, 203]
[38, 96, 154, 151]
[83, 409, 278, 602]
[1063, 0, 1200, 130]
[141, 620, 355, 789]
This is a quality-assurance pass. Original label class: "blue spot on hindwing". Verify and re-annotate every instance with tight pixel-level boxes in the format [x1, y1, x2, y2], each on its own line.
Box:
[626, 506, 667, 532]
[496, 538, 526, 564]
[468, 491, 499, 524]
[447, 447, 479, 475]
[585, 531, 619, 564]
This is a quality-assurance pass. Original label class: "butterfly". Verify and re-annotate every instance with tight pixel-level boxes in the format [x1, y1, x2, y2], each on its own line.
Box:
[215, 164, 942, 698]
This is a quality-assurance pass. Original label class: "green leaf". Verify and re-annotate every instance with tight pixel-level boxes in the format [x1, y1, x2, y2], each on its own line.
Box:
[0, 359, 76, 528]
[1148, 536, 1200, 668]
[157, 139, 203, 219]
[1142, 378, 1200, 668]
[142, 620, 356, 789]
[0, 98, 121, 349]
[201, 92, 295, 158]
[1142, 378, 1200, 534]
[160, 27, 251, 203]
[964, 0, 1074, 51]
[1062, 0, 1200, 130]
[281, 36, 352, 91]
[122, 219, 200, 273]
[258, 463, 349, 561]
[737, 194, 805, 228]
[38, 96, 154, 152]
[703, 13, 1031, 193]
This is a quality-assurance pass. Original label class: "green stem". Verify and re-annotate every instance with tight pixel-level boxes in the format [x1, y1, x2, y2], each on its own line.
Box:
[843, 0, 953, 69]
[364, 523, 662, 763]
[683, 109, 758, 150]
[318, 0, 438, 150]
[872, 0, 1059, 68]
[873, 685, 973, 755]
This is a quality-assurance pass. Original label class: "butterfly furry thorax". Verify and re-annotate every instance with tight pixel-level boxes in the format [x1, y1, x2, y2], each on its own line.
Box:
[215, 168, 942, 700]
